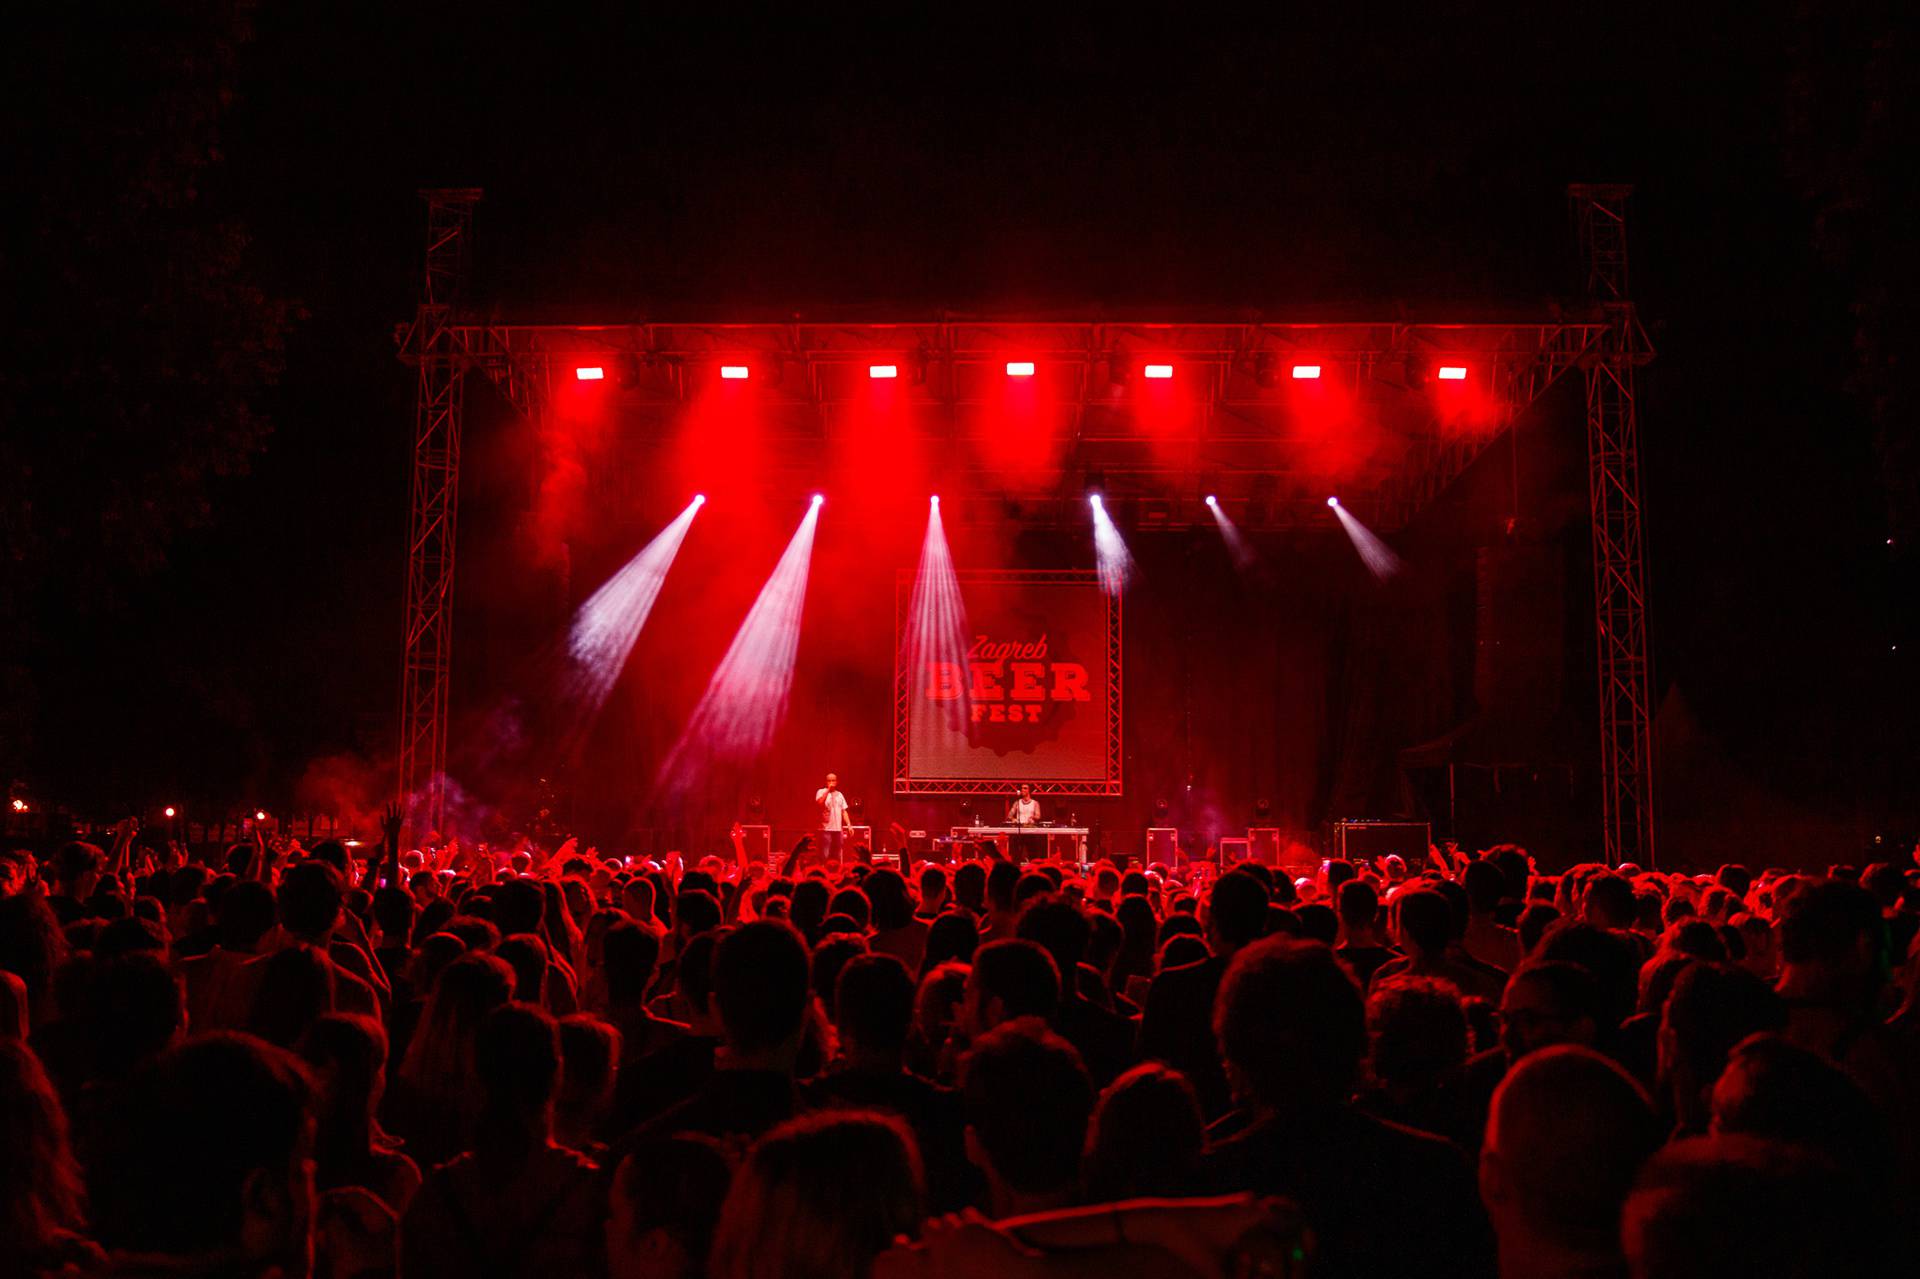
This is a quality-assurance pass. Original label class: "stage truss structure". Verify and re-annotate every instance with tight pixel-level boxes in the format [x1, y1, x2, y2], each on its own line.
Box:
[394, 189, 477, 839]
[397, 186, 1655, 862]
[890, 569, 1122, 796]
[1572, 184, 1657, 868]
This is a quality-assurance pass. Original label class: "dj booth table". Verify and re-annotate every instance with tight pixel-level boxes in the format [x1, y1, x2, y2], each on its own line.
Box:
[951, 826, 1089, 862]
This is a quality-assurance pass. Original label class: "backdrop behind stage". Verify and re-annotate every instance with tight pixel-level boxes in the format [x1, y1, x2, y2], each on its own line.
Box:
[895, 571, 1121, 795]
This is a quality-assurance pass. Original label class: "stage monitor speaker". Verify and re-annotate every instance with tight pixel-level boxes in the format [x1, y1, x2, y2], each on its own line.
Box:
[1247, 827, 1281, 867]
[1335, 820, 1430, 867]
[738, 824, 772, 866]
[907, 830, 932, 856]
[1219, 837, 1252, 866]
[1145, 827, 1179, 866]
[847, 825, 873, 852]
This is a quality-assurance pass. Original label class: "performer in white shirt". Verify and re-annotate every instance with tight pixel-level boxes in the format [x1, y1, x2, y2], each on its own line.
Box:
[1007, 783, 1043, 860]
[815, 773, 850, 867]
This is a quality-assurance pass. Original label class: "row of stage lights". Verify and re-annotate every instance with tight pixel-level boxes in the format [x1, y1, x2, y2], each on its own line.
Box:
[573, 360, 1473, 383]
[680, 492, 1350, 513]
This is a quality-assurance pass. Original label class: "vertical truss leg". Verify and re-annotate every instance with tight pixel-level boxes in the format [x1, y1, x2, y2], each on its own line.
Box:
[399, 189, 482, 834]
[1585, 349, 1655, 866]
[1572, 185, 1656, 867]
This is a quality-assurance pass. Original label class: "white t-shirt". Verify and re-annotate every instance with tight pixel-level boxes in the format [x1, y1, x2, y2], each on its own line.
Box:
[816, 788, 849, 832]
[1010, 796, 1042, 826]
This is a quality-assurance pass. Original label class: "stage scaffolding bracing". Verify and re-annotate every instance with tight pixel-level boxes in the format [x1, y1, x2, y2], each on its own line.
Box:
[396, 186, 1655, 862]
[1571, 184, 1657, 869]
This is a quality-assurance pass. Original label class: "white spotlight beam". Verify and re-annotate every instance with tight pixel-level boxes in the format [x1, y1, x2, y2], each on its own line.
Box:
[1089, 495, 1136, 596]
[1206, 496, 1254, 569]
[901, 497, 972, 733]
[658, 501, 822, 794]
[565, 495, 704, 715]
[1330, 498, 1403, 580]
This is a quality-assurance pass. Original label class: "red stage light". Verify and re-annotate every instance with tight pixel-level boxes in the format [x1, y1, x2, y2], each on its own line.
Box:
[1437, 365, 1468, 381]
[1144, 364, 1174, 380]
[1292, 364, 1322, 380]
[164, 806, 176, 818]
[869, 364, 898, 379]
[574, 366, 605, 381]
[720, 365, 750, 380]
[1326, 496, 1340, 507]
[1006, 361, 1035, 377]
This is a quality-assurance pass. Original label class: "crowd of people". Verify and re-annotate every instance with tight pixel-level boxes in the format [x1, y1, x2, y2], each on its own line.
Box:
[2, 812, 1917, 1278]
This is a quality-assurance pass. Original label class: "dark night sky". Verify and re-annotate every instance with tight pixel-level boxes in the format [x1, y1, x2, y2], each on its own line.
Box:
[4, 6, 1913, 837]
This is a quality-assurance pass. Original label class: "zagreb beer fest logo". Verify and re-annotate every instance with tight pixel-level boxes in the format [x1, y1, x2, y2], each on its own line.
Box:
[897, 570, 1116, 792]
[925, 629, 1091, 748]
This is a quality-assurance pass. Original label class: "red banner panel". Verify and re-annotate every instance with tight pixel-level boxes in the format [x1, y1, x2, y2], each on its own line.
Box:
[893, 570, 1121, 795]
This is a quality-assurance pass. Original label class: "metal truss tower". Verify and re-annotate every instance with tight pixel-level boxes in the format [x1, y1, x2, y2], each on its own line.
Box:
[1571, 184, 1656, 868]
[397, 188, 482, 832]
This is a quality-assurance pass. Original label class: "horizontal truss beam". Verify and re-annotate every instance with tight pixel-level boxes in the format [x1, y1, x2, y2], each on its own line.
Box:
[397, 317, 1605, 533]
